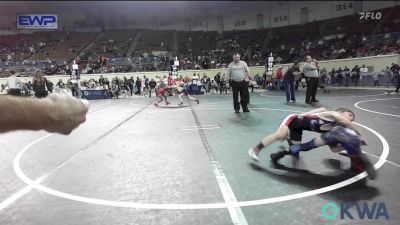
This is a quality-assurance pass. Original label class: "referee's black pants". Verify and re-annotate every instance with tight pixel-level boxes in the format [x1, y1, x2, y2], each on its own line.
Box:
[305, 77, 319, 102]
[231, 80, 249, 112]
[9, 88, 21, 96]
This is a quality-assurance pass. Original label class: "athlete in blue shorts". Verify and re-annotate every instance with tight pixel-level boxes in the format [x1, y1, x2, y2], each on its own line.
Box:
[176, 81, 199, 105]
[248, 107, 363, 161]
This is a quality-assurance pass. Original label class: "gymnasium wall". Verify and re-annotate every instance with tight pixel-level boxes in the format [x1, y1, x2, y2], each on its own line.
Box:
[161, 1, 398, 31]
[1, 1, 397, 32]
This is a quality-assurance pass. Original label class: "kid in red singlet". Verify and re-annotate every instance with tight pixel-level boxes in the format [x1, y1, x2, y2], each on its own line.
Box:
[154, 87, 170, 107]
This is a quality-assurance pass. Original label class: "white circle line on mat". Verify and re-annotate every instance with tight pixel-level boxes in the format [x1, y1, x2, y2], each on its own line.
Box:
[354, 98, 400, 118]
[13, 109, 388, 209]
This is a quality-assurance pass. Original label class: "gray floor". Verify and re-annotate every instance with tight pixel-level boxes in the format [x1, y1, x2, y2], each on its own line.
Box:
[0, 88, 399, 225]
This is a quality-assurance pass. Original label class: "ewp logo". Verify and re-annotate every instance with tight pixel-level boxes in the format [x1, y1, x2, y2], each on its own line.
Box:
[17, 14, 58, 29]
[359, 12, 382, 20]
[322, 202, 390, 220]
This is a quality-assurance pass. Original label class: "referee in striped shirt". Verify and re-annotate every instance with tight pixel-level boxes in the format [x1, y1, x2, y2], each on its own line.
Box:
[303, 55, 320, 104]
[226, 52, 252, 113]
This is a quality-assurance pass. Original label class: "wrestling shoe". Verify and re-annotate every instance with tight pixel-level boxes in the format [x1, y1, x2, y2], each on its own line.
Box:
[270, 146, 292, 163]
[154, 103, 159, 107]
[248, 147, 260, 161]
[350, 155, 377, 180]
[195, 99, 200, 104]
[166, 101, 171, 106]
[178, 102, 184, 106]
[359, 154, 377, 180]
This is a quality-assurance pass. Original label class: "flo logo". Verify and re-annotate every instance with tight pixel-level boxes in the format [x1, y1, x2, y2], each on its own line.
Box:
[322, 202, 390, 220]
[359, 12, 382, 20]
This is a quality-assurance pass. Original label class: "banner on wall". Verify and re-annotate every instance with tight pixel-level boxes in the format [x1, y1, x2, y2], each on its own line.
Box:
[17, 14, 58, 29]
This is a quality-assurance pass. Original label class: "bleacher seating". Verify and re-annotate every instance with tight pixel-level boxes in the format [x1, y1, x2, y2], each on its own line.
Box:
[29, 32, 98, 62]
[0, 31, 64, 62]
[0, 5, 399, 76]
[135, 29, 174, 52]
[177, 30, 218, 55]
[89, 29, 136, 59]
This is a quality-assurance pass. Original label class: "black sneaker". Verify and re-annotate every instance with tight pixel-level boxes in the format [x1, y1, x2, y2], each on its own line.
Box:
[270, 149, 291, 163]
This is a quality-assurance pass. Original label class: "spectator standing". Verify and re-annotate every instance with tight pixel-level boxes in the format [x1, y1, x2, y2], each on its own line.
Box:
[205, 76, 211, 94]
[373, 72, 380, 87]
[141, 78, 145, 96]
[320, 68, 330, 93]
[390, 63, 400, 94]
[383, 66, 392, 87]
[336, 67, 343, 86]
[99, 75, 105, 86]
[343, 66, 351, 87]
[144, 76, 149, 92]
[72, 59, 80, 80]
[220, 77, 228, 94]
[128, 76, 134, 95]
[262, 72, 267, 90]
[32, 70, 48, 98]
[329, 68, 336, 85]
[359, 64, 368, 86]
[214, 72, 221, 93]
[351, 65, 360, 86]
[135, 77, 141, 95]
[46, 79, 54, 93]
[283, 61, 300, 103]
[265, 70, 273, 92]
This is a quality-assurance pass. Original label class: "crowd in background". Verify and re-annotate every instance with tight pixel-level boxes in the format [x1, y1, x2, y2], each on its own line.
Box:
[1, 5, 400, 78]
[1, 5, 400, 97]
[256, 62, 400, 93]
[2, 60, 399, 99]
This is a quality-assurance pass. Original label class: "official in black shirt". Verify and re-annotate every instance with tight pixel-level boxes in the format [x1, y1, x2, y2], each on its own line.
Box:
[149, 79, 157, 97]
[283, 62, 301, 103]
